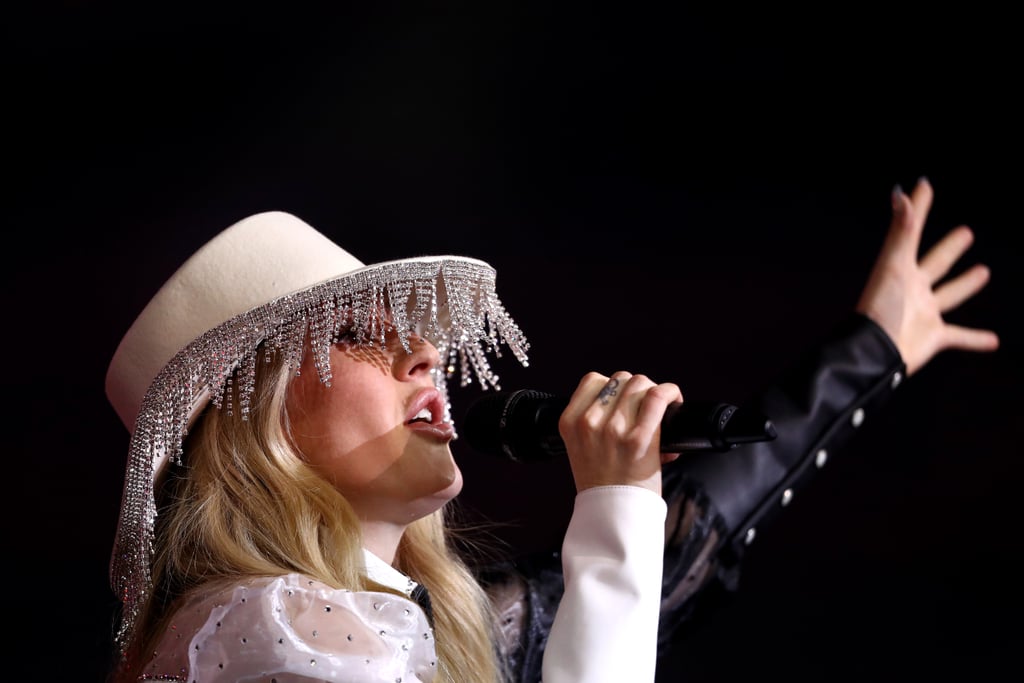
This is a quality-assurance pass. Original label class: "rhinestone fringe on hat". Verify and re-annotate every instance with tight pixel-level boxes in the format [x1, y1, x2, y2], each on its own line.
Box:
[111, 258, 529, 656]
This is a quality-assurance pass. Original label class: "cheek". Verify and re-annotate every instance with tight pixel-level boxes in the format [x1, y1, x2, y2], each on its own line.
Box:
[287, 381, 409, 488]
[285, 342, 412, 490]
[313, 430, 413, 493]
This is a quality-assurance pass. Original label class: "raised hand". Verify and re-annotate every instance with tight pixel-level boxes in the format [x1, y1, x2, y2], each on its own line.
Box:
[855, 177, 999, 376]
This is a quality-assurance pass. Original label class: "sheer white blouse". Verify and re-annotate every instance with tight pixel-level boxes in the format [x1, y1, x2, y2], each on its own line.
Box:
[138, 485, 666, 682]
[138, 572, 435, 682]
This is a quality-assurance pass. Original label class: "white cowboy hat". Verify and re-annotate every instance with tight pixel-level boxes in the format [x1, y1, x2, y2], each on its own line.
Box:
[105, 210, 529, 653]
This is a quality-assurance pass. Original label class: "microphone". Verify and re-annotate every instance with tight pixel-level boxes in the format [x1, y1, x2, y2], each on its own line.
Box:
[460, 389, 777, 463]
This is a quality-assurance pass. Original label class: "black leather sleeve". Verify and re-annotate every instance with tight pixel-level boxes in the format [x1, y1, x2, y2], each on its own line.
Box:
[676, 312, 905, 563]
[482, 312, 907, 682]
[655, 312, 906, 651]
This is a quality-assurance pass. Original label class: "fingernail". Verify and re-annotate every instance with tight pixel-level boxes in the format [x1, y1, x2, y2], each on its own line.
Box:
[891, 184, 903, 211]
[917, 175, 929, 186]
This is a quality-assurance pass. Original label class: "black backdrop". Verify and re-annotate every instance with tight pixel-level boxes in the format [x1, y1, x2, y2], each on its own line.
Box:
[8, 3, 1021, 681]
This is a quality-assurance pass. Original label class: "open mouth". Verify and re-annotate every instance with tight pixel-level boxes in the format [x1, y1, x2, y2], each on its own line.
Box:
[407, 407, 434, 425]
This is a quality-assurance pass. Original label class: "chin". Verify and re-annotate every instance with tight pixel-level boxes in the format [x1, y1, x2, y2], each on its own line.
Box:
[436, 467, 464, 500]
[405, 478, 464, 522]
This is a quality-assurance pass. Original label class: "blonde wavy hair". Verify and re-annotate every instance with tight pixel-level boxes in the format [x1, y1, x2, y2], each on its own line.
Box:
[110, 343, 510, 683]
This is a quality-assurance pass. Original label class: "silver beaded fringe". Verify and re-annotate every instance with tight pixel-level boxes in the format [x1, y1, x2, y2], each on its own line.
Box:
[111, 258, 529, 656]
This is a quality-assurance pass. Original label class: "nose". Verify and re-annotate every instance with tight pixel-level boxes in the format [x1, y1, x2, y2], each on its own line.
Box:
[394, 333, 442, 380]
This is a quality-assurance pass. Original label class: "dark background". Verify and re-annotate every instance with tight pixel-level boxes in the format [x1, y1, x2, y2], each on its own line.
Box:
[7, 3, 1021, 681]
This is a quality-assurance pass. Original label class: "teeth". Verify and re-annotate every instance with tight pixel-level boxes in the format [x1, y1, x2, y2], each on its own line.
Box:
[413, 407, 432, 422]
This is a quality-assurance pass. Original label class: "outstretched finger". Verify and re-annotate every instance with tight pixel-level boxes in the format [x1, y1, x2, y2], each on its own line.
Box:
[919, 225, 975, 285]
[938, 323, 1000, 354]
[906, 177, 935, 241]
[886, 181, 929, 264]
[933, 263, 992, 314]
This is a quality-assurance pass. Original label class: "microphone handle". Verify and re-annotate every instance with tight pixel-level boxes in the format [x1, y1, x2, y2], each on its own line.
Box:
[660, 400, 742, 452]
[490, 390, 775, 463]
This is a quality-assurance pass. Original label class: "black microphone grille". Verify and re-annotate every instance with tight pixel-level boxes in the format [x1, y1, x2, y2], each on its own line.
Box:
[460, 389, 560, 462]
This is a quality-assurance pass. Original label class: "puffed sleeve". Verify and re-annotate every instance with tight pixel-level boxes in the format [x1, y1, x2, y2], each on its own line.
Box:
[139, 574, 437, 682]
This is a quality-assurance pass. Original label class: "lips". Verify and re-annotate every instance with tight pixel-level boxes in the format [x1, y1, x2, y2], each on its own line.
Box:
[405, 388, 455, 441]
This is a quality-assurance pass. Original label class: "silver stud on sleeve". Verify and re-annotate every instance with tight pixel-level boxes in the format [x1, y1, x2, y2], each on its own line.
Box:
[815, 449, 828, 468]
[851, 407, 865, 427]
